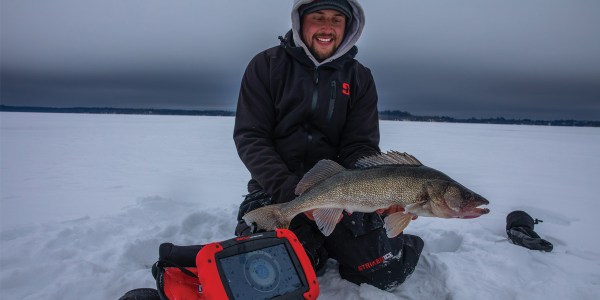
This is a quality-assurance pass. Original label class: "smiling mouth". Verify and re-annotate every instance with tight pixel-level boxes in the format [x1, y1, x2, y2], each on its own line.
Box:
[315, 35, 334, 44]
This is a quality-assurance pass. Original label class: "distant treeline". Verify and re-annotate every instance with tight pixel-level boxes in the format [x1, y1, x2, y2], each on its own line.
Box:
[379, 110, 600, 127]
[1, 105, 598, 127]
[0, 105, 235, 117]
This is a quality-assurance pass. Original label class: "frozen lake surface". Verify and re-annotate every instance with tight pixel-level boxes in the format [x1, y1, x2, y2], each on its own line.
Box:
[1, 112, 599, 299]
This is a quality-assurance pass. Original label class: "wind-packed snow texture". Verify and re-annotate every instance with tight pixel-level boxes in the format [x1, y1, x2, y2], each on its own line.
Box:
[1, 112, 599, 299]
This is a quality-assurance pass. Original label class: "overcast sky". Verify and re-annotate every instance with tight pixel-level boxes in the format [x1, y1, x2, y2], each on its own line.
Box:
[2, 0, 599, 121]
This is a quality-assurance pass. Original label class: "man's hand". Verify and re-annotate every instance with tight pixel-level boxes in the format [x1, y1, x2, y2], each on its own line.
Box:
[376, 205, 418, 220]
[304, 210, 316, 220]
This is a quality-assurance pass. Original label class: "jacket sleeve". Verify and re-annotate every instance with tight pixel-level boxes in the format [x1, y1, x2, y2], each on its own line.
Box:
[338, 66, 381, 168]
[233, 52, 300, 204]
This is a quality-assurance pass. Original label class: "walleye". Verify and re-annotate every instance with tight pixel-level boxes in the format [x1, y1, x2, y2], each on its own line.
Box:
[243, 151, 490, 238]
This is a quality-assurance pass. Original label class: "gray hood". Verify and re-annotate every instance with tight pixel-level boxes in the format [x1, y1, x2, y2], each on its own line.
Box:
[291, 0, 365, 67]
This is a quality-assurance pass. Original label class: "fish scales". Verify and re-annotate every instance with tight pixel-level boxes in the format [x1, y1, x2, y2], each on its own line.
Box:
[283, 166, 432, 215]
[243, 151, 490, 237]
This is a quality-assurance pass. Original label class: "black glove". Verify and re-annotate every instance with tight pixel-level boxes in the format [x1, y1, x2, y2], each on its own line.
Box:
[506, 210, 553, 252]
[236, 190, 273, 221]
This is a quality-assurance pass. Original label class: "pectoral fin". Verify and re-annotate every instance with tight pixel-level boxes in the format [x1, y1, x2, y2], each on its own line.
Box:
[313, 208, 344, 236]
[384, 212, 413, 238]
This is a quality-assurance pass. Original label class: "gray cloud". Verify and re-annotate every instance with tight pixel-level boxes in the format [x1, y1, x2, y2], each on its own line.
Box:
[2, 0, 599, 121]
[1, 68, 240, 110]
[370, 60, 600, 120]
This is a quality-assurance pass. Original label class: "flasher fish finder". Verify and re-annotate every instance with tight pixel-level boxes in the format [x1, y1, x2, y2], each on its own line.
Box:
[152, 229, 319, 300]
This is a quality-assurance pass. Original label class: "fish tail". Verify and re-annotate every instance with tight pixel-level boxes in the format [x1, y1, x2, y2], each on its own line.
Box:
[242, 203, 289, 232]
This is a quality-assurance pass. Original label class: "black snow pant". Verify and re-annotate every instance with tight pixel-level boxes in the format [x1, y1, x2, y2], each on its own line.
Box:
[235, 190, 424, 291]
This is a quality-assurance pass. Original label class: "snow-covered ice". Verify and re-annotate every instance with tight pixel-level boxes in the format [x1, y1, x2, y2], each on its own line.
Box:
[1, 112, 599, 299]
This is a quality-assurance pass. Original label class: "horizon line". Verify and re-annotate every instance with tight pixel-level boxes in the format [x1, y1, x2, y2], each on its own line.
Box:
[1, 105, 598, 127]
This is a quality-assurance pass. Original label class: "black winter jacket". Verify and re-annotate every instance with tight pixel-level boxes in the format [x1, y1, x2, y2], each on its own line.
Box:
[233, 31, 380, 204]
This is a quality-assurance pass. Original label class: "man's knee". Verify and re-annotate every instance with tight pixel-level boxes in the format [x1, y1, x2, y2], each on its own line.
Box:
[338, 234, 424, 290]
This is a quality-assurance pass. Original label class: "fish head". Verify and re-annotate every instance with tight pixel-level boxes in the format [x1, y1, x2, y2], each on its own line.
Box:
[419, 180, 490, 219]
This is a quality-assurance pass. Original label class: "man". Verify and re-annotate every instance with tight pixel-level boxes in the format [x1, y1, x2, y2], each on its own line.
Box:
[233, 0, 423, 290]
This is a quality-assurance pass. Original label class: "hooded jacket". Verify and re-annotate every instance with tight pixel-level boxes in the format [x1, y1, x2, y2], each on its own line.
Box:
[234, 0, 380, 204]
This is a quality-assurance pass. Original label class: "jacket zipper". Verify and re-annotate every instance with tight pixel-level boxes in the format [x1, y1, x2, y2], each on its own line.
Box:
[304, 68, 319, 173]
[328, 81, 336, 121]
[311, 68, 319, 111]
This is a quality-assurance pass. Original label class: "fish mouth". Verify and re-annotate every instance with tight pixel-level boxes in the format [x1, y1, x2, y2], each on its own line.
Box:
[459, 207, 490, 219]
[457, 198, 490, 219]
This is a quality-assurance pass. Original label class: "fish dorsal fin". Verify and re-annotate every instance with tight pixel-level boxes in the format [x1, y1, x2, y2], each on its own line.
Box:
[295, 159, 346, 195]
[354, 151, 422, 168]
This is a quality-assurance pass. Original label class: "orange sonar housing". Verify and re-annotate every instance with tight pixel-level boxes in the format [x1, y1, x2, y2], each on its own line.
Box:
[196, 229, 319, 300]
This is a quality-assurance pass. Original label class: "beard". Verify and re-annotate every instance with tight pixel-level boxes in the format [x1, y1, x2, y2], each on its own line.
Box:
[308, 34, 340, 62]
[310, 45, 338, 61]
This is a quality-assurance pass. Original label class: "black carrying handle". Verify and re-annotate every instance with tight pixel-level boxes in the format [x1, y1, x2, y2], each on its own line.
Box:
[152, 243, 206, 300]
[153, 243, 204, 280]
[159, 243, 204, 267]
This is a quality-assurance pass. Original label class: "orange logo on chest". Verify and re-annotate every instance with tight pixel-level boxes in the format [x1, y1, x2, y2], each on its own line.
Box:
[342, 82, 350, 96]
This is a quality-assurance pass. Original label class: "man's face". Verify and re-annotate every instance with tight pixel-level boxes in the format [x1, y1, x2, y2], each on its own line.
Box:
[301, 9, 346, 62]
